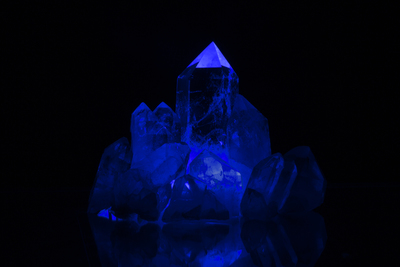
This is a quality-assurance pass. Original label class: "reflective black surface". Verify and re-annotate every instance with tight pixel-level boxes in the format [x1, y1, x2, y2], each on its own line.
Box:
[3, 183, 399, 266]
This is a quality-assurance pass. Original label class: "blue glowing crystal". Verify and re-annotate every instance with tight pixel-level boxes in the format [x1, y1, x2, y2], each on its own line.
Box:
[88, 137, 132, 213]
[89, 42, 327, 228]
[279, 146, 327, 213]
[176, 42, 239, 157]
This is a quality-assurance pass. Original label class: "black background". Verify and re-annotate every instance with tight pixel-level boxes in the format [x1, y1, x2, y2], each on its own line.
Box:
[3, 1, 398, 189]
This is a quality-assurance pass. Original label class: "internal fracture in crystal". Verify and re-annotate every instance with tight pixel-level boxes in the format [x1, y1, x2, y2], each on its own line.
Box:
[176, 42, 239, 158]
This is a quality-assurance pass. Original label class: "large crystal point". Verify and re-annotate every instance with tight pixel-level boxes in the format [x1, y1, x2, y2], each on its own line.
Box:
[88, 137, 132, 213]
[240, 153, 286, 220]
[279, 146, 327, 213]
[227, 94, 271, 170]
[131, 143, 190, 187]
[176, 42, 239, 157]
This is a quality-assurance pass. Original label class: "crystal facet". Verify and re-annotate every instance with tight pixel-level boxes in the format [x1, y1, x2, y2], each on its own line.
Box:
[241, 218, 298, 267]
[227, 94, 271, 170]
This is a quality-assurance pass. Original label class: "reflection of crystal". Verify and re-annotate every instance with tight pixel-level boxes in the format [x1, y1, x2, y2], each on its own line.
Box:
[240, 212, 326, 267]
[87, 212, 326, 266]
[176, 42, 239, 158]
[241, 219, 298, 267]
[153, 102, 181, 143]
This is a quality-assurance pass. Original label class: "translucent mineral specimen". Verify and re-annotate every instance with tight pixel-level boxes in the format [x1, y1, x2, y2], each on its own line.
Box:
[89, 42, 326, 228]
[88, 137, 132, 213]
[176, 42, 239, 158]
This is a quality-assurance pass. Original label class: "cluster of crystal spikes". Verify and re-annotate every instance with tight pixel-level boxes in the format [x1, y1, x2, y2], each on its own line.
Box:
[88, 42, 326, 223]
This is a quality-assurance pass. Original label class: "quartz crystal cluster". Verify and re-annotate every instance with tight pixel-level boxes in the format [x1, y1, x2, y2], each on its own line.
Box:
[88, 42, 326, 222]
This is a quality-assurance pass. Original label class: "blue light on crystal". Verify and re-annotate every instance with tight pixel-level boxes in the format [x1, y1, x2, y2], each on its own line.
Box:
[89, 41, 326, 239]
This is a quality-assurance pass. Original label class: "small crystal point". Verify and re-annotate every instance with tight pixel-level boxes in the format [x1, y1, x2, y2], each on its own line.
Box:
[130, 102, 159, 164]
[153, 102, 181, 143]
